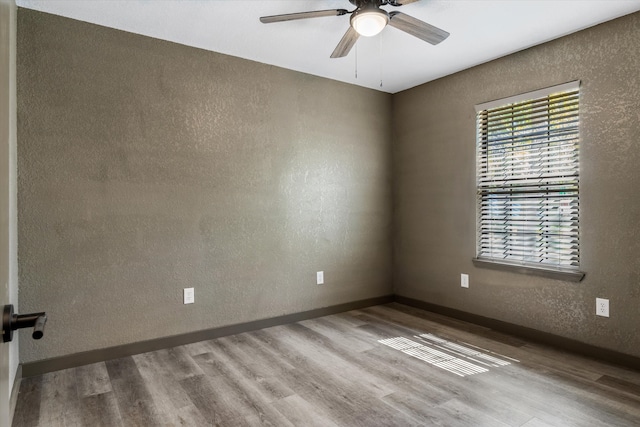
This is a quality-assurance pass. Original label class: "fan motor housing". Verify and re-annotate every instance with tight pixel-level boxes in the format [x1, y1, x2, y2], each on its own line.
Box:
[349, 0, 384, 7]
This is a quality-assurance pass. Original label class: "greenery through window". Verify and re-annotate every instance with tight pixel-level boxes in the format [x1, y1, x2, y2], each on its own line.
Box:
[475, 82, 580, 272]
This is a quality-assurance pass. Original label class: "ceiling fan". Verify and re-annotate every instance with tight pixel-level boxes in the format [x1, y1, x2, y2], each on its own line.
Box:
[259, 0, 449, 58]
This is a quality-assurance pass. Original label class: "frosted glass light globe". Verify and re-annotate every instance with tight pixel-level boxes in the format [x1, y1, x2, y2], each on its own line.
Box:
[351, 8, 389, 37]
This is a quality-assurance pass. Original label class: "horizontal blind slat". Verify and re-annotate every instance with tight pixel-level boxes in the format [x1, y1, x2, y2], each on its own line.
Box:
[478, 129, 579, 149]
[482, 91, 579, 116]
[481, 122, 579, 145]
[481, 109, 579, 134]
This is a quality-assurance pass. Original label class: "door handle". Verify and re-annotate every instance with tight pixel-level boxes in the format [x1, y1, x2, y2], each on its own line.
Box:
[2, 304, 47, 343]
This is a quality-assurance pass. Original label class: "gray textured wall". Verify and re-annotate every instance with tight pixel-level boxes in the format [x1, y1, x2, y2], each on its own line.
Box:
[393, 12, 640, 357]
[17, 9, 393, 363]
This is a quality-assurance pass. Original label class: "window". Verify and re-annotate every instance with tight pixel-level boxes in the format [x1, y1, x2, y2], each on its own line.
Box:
[474, 81, 584, 281]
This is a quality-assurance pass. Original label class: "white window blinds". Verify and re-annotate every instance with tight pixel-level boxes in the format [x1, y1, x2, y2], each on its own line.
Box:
[476, 82, 580, 271]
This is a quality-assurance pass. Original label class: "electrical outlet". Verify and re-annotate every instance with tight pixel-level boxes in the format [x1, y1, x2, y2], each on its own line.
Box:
[461, 273, 469, 288]
[596, 298, 609, 317]
[316, 271, 324, 285]
[184, 288, 195, 304]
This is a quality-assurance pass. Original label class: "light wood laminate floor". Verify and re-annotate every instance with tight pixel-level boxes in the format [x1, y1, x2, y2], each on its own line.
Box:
[12, 303, 640, 426]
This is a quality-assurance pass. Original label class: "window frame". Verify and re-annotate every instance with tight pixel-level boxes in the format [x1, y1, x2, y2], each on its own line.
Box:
[473, 81, 585, 282]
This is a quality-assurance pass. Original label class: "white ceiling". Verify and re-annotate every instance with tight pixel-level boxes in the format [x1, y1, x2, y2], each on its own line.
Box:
[16, 0, 640, 93]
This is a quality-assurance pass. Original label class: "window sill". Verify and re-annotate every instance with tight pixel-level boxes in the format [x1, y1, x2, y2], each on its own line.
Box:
[472, 258, 585, 282]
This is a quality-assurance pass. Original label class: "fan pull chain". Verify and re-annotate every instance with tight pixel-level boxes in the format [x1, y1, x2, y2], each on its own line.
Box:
[379, 33, 383, 88]
[355, 44, 358, 79]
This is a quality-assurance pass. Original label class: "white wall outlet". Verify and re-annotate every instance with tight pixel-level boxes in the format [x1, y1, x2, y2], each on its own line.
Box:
[461, 273, 469, 288]
[596, 298, 609, 317]
[316, 271, 324, 285]
[184, 287, 195, 304]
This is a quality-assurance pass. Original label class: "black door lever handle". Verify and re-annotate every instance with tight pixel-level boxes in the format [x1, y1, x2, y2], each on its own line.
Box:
[2, 304, 47, 343]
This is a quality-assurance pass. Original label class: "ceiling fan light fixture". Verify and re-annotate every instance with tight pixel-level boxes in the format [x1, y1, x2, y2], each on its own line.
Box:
[351, 8, 389, 37]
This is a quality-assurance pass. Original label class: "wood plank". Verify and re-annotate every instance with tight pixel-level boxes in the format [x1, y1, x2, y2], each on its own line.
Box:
[37, 368, 81, 426]
[172, 404, 215, 426]
[213, 336, 295, 402]
[436, 398, 512, 427]
[220, 332, 299, 376]
[12, 376, 43, 427]
[152, 346, 204, 380]
[75, 362, 112, 398]
[132, 350, 198, 423]
[521, 417, 559, 427]
[597, 374, 640, 397]
[79, 392, 124, 427]
[178, 373, 246, 425]
[524, 342, 640, 384]
[381, 391, 450, 426]
[264, 324, 396, 398]
[325, 311, 368, 327]
[298, 317, 376, 353]
[271, 394, 341, 427]
[105, 357, 163, 426]
[190, 350, 296, 426]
